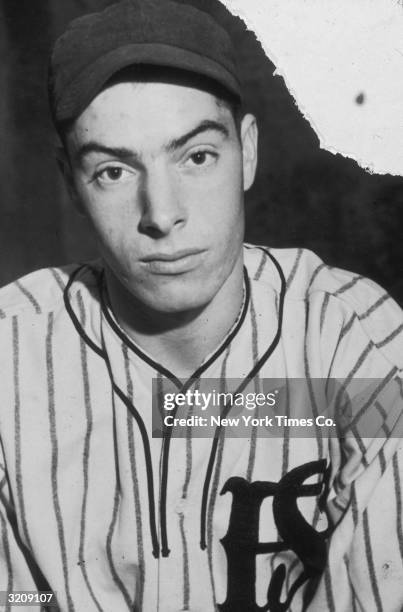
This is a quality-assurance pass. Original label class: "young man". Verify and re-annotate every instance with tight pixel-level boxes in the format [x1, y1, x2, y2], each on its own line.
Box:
[0, 1, 402, 610]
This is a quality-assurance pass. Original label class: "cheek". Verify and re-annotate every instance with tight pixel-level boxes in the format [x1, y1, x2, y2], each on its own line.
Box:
[189, 159, 244, 229]
[77, 187, 139, 245]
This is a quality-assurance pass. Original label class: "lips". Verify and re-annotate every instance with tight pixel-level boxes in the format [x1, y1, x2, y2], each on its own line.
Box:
[140, 248, 206, 274]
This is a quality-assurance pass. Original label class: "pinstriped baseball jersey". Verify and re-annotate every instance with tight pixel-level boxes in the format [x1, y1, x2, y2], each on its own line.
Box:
[0, 244, 402, 611]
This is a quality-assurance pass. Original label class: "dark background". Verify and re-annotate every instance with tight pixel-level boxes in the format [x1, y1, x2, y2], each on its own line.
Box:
[1, 0, 402, 303]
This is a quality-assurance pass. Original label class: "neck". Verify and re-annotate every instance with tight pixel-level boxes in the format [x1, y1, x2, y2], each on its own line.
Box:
[105, 259, 245, 378]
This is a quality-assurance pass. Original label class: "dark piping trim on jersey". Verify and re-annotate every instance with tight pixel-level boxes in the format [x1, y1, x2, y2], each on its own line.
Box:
[65, 261, 259, 559]
[200, 247, 287, 550]
[64, 265, 160, 558]
[64, 265, 105, 358]
[99, 268, 251, 557]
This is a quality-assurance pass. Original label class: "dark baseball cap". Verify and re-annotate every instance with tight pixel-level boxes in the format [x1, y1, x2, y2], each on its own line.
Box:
[48, 0, 242, 125]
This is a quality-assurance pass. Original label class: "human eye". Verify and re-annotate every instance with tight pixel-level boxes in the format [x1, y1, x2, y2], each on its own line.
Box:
[183, 149, 218, 168]
[93, 165, 134, 185]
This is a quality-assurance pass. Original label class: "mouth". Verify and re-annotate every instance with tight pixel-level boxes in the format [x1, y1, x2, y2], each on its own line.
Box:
[140, 248, 206, 274]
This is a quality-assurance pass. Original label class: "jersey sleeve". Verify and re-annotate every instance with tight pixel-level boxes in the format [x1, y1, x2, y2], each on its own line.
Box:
[313, 276, 403, 610]
[321, 276, 403, 512]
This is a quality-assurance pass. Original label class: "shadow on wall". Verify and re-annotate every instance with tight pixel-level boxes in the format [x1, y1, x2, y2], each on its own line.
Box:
[1, 0, 403, 304]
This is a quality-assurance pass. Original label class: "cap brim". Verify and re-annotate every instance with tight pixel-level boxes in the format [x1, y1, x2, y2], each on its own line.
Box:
[55, 42, 241, 122]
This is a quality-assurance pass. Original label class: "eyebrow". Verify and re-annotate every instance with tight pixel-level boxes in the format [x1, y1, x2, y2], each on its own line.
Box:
[165, 119, 229, 152]
[74, 143, 138, 165]
[74, 119, 230, 164]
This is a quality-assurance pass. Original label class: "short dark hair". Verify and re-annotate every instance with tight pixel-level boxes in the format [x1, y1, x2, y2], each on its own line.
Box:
[57, 64, 243, 147]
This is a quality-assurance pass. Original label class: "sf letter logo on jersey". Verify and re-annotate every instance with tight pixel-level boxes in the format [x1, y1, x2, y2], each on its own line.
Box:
[219, 460, 330, 612]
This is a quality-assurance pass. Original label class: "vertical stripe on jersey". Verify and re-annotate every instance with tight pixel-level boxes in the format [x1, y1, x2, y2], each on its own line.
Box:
[46, 312, 75, 612]
[178, 513, 190, 609]
[319, 293, 331, 334]
[303, 284, 328, 605]
[355, 430, 369, 468]
[378, 447, 387, 475]
[395, 376, 403, 398]
[273, 289, 290, 480]
[246, 292, 259, 482]
[50, 268, 67, 292]
[105, 483, 133, 610]
[375, 402, 391, 439]
[105, 391, 133, 610]
[179, 380, 199, 610]
[15, 280, 41, 314]
[339, 314, 356, 341]
[76, 293, 104, 612]
[362, 509, 383, 612]
[0, 508, 13, 612]
[13, 316, 33, 551]
[270, 378, 291, 577]
[280, 378, 290, 477]
[351, 484, 359, 528]
[207, 349, 231, 609]
[303, 298, 323, 460]
[207, 434, 225, 611]
[122, 345, 145, 611]
[333, 353, 378, 459]
[323, 564, 336, 612]
[253, 249, 268, 281]
[274, 252, 290, 581]
[286, 248, 303, 290]
[392, 452, 403, 562]
[0, 308, 5, 320]
[303, 264, 327, 461]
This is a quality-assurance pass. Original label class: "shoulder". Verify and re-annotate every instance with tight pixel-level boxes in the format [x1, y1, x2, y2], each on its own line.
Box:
[244, 244, 403, 369]
[244, 243, 387, 303]
[0, 261, 102, 321]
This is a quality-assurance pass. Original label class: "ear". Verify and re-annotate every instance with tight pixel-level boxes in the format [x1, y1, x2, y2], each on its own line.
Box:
[240, 114, 258, 192]
[56, 146, 86, 216]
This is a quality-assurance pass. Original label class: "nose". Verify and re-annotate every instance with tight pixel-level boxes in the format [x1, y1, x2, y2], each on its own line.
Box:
[138, 164, 186, 237]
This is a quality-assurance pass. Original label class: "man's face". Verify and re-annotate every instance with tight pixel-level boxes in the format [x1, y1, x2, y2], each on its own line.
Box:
[65, 80, 257, 314]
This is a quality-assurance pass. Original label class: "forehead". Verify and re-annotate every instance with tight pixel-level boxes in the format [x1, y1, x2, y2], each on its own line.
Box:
[69, 80, 235, 148]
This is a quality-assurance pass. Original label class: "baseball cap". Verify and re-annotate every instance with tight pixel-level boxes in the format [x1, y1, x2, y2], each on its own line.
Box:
[48, 0, 242, 125]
